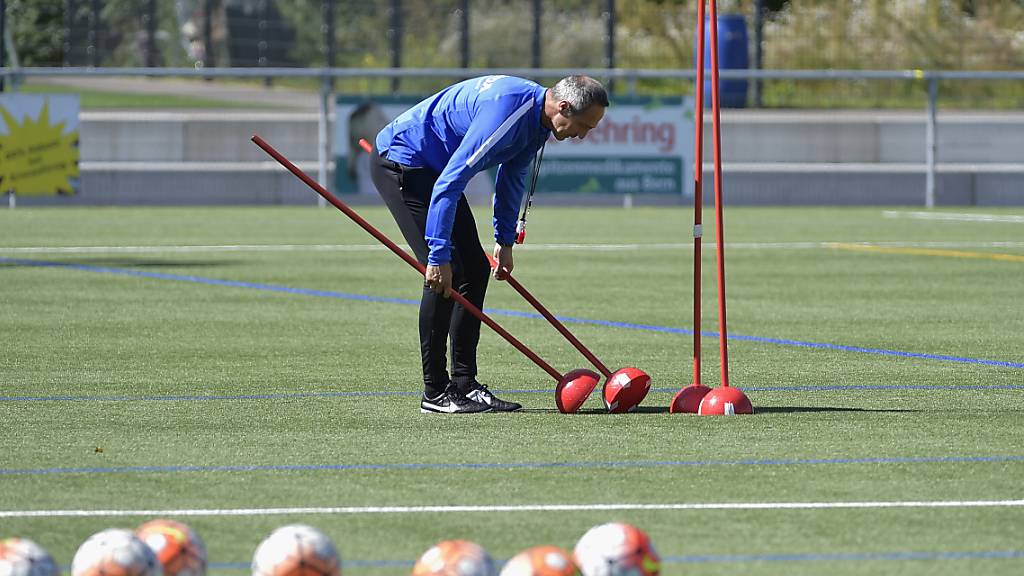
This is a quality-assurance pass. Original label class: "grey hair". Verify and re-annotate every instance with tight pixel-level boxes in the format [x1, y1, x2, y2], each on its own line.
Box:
[550, 76, 609, 116]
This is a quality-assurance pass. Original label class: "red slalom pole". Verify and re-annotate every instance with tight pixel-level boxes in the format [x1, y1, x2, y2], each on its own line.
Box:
[708, 0, 730, 388]
[672, 0, 752, 415]
[253, 134, 567, 383]
[693, 0, 752, 415]
[670, 0, 713, 414]
[692, 0, 707, 389]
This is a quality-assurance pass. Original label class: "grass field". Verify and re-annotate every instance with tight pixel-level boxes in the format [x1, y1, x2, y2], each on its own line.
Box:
[18, 82, 280, 110]
[1, 205, 1023, 575]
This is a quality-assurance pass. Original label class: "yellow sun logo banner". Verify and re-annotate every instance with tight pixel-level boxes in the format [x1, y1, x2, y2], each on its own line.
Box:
[0, 94, 80, 197]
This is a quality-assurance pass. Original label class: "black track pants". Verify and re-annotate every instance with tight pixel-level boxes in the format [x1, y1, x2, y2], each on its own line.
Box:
[369, 154, 491, 398]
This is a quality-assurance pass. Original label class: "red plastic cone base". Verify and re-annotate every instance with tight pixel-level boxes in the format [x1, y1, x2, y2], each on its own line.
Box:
[669, 384, 713, 414]
[603, 367, 652, 413]
[697, 386, 754, 415]
[555, 368, 601, 413]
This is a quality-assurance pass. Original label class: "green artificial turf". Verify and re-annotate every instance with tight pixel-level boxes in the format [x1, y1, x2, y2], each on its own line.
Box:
[16, 82, 282, 110]
[1, 206, 1022, 575]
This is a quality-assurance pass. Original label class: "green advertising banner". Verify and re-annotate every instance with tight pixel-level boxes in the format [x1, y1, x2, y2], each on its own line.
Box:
[335, 92, 693, 198]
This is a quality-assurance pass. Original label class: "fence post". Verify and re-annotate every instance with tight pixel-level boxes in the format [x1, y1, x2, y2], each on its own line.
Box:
[144, 0, 157, 67]
[0, 0, 6, 91]
[389, 0, 401, 92]
[925, 75, 938, 209]
[323, 0, 335, 90]
[752, 0, 764, 107]
[603, 0, 615, 94]
[317, 74, 331, 208]
[459, 0, 469, 68]
[531, 0, 541, 69]
[89, 0, 102, 67]
[203, 0, 213, 69]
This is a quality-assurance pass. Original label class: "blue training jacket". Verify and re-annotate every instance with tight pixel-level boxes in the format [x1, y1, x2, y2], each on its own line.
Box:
[375, 75, 550, 266]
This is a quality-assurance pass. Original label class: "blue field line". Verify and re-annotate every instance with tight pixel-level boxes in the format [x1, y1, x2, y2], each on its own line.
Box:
[3, 383, 1024, 403]
[4, 257, 1023, 370]
[198, 550, 1024, 570]
[3, 455, 1023, 477]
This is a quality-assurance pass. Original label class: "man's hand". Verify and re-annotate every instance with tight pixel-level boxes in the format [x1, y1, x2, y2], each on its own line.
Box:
[425, 263, 453, 297]
[493, 243, 514, 281]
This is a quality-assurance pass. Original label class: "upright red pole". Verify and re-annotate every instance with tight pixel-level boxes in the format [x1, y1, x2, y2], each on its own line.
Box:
[692, 0, 706, 389]
[708, 0, 731, 388]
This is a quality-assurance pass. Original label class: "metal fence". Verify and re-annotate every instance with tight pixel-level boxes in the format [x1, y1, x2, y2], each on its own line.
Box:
[3, 1, 1024, 107]
[3, 65, 1023, 208]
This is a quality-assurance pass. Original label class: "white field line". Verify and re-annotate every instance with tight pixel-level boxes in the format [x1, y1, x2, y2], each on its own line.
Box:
[2, 241, 1024, 255]
[3, 500, 1023, 518]
[883, 210, 1024, 224]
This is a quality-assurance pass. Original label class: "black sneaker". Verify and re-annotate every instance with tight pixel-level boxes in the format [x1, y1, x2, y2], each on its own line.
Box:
[464, 381, 523, 412]
[420, 385, 492, 414]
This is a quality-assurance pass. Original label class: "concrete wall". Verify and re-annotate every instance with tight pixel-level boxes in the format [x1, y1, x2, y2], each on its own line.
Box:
[16, 109, 1024, 206]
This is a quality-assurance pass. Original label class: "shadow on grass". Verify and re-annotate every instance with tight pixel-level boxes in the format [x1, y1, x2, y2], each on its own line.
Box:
[520, 406, 916, 415]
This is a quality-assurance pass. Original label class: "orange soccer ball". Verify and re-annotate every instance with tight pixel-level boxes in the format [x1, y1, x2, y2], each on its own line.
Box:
[135, 519, 207, 576]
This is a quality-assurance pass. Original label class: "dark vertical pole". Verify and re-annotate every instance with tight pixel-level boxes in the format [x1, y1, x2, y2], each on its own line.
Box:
[323, 0, 335, 83]
[89, 0, 101, 67]
[604, 0, 615, 94]
[753, 0, 764, 107]
[144, 0, 157, 66]
[0, 0, 6, 91]
[531, 0, 541, 69]
[389, 0, 401, 92]
[202, 0, 213, 68]
[259, 0, 271, 86]
[64, 0, 74, 66]
[459, 0, 469, 69]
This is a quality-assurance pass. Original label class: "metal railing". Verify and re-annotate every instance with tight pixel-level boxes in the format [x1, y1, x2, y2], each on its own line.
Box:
[3, 66, 1023, 208]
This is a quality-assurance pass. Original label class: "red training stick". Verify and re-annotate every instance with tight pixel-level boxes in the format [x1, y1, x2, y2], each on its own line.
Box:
[253, 134, 563, 382]
[484, 252, 613, 378]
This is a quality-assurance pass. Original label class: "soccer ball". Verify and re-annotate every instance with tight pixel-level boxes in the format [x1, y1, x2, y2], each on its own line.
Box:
[136, 519, 207, 576]
[573, 523, 660, 576]
[251, 524, 340, 576]
[72, 528, 162, 576]
[500, 546, 579, 576]
[412, 540, 496, 576]
[0, 538, 60, 576]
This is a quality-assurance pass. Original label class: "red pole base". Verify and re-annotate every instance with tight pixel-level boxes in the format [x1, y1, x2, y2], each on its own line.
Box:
[697, 386, 754, 415]
[669, 384, 713, 414]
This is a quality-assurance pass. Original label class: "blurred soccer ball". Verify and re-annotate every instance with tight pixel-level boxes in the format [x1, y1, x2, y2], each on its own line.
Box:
[136, 519, 207, 576]
[573, 523, 660, 576]
[251, 524, 340, 576]
[72, 528, 162, 576]
[412, 540, 496, 576]
[0, 538, 60, 576]
[500, 546, 578, 576]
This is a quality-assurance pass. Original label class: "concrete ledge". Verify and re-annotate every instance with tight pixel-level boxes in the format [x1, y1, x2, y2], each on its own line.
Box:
[13, 162, 1021, 206]
[77, 110, 1024, 164]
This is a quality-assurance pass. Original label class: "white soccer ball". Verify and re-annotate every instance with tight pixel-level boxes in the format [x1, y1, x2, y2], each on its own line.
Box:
[0, 538, 60, 576]
[573, 522, 660, 576]
[251, 524, 341, 576]
[412, 540, 496, 576]
[72, 528, 162, 576]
